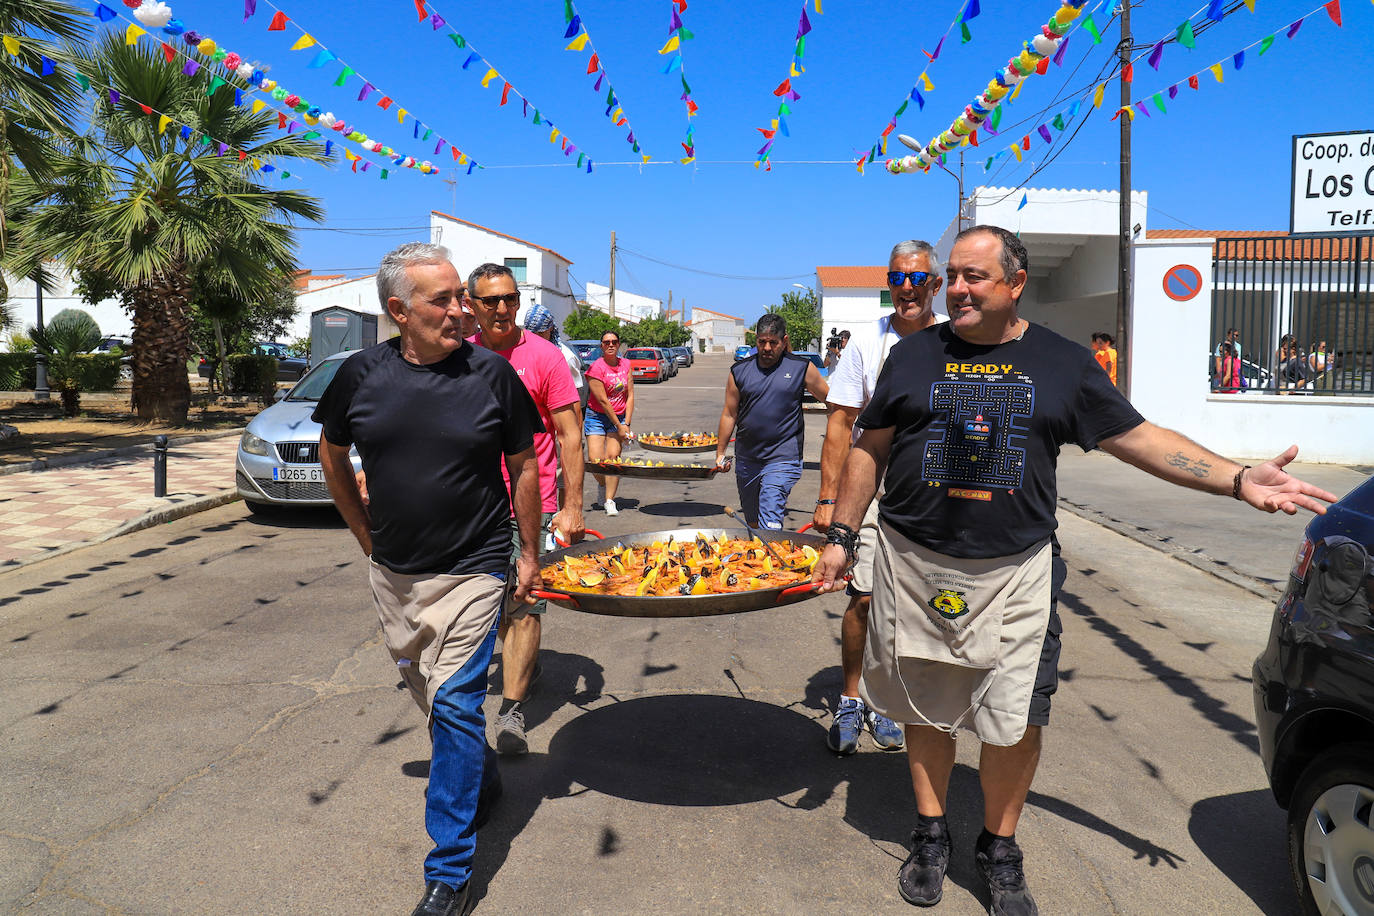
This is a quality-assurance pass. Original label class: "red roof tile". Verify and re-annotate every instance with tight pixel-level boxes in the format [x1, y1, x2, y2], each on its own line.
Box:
[816, 266, 887, 288]
[1146, 229, 1368, 260]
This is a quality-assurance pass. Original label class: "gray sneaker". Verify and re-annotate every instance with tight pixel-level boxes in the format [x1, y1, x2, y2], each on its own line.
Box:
[495, 705, 529, 756]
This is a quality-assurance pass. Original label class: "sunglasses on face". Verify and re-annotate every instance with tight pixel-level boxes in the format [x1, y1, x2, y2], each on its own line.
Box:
[887, 270, 931, 288]
[473, 293, 520, 309]
[602, 339, 620, 346]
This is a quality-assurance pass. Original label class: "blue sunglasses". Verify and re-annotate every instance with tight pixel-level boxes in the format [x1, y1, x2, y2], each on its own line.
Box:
[887, 270, 931, 287]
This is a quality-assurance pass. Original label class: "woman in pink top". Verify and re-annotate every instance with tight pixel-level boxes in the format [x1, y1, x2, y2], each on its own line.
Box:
[583, 331, 635, 515]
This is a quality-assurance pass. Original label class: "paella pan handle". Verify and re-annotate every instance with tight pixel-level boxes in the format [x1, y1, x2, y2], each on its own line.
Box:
[775, 581, 823, 602]
[530, 588, 580, 608]
[551, 528, 606, 549]
[797, 523, 814, 534]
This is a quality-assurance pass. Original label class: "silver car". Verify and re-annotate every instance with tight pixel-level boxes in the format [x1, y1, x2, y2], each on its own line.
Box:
[235, 350, 361, 513]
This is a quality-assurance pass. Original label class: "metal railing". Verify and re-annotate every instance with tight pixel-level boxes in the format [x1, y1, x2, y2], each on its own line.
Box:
[1210, 235, 1374, 395]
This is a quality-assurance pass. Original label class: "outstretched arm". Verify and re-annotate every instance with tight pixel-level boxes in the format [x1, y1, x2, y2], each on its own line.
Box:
[714, 372, 740, 468]
[1099, 421, 1337, 516]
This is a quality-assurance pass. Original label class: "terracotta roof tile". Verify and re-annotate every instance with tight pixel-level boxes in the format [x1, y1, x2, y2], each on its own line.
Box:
[1146, 229, 1369, 260]
[816, 266, 887, 288]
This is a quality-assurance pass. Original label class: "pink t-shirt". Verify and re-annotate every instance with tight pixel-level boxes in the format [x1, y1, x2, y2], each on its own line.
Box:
[469, 331, 578, 513]
[586, 357, 631, 416]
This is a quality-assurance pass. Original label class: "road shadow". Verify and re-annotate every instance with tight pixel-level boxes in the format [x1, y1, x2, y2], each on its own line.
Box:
[1188, 789, 1298, 914]
[635, 501, 726, 519]
[487, 649, 606, 733]
[240, 505, 347, 530]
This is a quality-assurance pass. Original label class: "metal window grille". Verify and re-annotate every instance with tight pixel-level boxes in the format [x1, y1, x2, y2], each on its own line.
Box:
[1211, 235, 1374, 396]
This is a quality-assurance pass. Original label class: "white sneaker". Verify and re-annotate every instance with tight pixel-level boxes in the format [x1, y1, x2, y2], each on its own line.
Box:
[604, 499, 618, 516]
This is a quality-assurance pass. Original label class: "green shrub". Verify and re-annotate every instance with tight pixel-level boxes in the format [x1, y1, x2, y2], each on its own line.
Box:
[226, 353, 279, 403]
[75, 354, 124, 390]
[0, 352, 37, 389]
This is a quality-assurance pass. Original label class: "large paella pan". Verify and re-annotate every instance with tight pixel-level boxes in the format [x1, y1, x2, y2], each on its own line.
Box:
[586, 456, 730, 481]
[635, 432, 719, 455]
[532, 527, 829, 617]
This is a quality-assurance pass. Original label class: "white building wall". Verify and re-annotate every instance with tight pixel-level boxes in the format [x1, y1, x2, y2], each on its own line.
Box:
[584, 282, 661, 324]
[290, 275, 399, 345]
[2, 269, 130, 344]
[1130, 239, 1373, 464]
[820, 289, 950, 339]
[429, 214, 572, 329]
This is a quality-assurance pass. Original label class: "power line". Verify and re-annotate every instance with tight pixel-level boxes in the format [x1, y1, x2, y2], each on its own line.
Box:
[617, 246, 813, 282]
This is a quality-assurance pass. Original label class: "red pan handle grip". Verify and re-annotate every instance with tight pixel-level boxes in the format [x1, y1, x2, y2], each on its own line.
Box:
[529, 588, 580, 608]
[552, 528, 605, 548]
[797, 523, 814, 533]
[776, 581, 822, 602]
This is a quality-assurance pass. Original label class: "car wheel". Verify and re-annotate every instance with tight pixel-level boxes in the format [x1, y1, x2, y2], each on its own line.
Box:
[1287, 743, 1374, 916]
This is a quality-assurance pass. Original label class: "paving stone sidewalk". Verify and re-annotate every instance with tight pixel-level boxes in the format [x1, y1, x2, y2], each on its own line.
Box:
[0, 434, 240, 570]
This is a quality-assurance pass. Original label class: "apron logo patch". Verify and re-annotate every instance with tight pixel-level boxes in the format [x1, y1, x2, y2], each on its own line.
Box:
[948, 488, 992, 501]
[928, 588, 971, 620]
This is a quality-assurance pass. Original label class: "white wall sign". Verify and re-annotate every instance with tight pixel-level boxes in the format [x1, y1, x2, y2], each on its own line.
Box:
[1291, 129, 1374, 236]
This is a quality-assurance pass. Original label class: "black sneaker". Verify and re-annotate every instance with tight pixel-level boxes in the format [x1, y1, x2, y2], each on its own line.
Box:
[898, 818, 951, 907]
[976, 834, 1038, 916]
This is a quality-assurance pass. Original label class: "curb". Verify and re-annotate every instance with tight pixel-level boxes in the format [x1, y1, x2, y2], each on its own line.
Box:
[0, 427, 245, 476]
[1057, 497, 1282, 600]
[0, 490, 241, 575]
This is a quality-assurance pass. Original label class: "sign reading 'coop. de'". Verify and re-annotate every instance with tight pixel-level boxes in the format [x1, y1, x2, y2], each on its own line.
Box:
[1291, 129, 1374, 236]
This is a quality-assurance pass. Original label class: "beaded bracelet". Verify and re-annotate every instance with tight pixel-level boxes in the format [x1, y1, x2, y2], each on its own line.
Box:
[825, 521, 860, 564]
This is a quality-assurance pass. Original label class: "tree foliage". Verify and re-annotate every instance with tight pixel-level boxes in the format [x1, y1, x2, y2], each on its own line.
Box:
[9, 33, 327, 423]
[622, 316, 691, 348]
[563, 305, 623, 342]
[27, 307, 101, 415]
[766, 287, 822, 352]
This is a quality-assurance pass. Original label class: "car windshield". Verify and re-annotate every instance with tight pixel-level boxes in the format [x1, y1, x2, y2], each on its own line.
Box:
[797, 353, 824, 369]
[286, 357, 348, 401]
[626, 349, 657, 359]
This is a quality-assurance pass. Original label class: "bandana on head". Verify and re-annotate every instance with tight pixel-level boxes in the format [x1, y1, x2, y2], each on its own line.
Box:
[524, 303, 558, 343]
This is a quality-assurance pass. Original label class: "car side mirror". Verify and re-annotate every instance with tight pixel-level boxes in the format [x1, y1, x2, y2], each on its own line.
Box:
[273, 388, 287, 402]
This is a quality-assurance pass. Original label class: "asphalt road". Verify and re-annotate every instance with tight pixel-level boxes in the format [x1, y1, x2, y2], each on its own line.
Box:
[1, 353, 1303, 914]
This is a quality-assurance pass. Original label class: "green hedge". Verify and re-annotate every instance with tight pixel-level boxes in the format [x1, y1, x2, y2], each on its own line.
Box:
[0, 353, 123, 390]
[226, 353, 279, 402]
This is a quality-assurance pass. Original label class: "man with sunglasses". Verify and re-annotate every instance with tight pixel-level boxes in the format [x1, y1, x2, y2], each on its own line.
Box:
[814, 240, 946, 759]
[466, 263, 585, 757]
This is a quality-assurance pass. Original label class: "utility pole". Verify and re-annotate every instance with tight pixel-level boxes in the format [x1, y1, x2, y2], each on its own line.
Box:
[608, 230, 617, 319]
[33, 273, 49, 400]
[936, 148, 968, 231]
[667, 289, 672, 320]
[1117, 0, 1132, 397]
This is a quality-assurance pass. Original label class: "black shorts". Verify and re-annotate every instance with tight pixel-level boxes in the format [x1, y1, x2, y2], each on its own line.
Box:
[1026, 553, 1068, 727]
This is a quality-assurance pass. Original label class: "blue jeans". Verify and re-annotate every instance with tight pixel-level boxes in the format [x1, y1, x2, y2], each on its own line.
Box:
[424, 620, 499, 889]
[734, 458, 802, 529]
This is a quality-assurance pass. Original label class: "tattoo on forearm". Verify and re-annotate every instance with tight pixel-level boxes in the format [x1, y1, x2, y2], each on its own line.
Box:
[1165, 451, 1212, 478]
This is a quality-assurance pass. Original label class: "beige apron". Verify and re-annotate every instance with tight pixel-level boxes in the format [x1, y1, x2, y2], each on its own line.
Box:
[368, 560, 504, 717]
[861, 520, 1052, 746]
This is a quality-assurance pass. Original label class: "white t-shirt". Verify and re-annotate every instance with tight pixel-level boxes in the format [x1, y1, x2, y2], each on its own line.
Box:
[826, 313, 948, 441]
[557, 339, 586, 392]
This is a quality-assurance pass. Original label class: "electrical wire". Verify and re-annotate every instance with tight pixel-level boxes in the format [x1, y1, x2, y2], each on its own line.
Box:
[617, 245, 814, 281]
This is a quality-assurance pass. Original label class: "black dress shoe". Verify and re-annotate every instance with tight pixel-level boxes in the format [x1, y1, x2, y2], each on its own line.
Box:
[411, 880, 471, 916]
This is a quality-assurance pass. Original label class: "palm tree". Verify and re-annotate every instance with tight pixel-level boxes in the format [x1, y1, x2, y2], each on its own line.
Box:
[28, 306, 100, 416]
[0, 0, 89, 302]
[13, 32, 327, 423]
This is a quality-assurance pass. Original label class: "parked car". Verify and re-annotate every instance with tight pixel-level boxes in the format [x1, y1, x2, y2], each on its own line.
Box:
[94, 336, 130, 353]
[235, 350, 362, 513]
[1252, 472, 1374, 915]
[626, 346, 670, 383]
[200, 342, 309, 383]
[667, 345, 693, 368]
[664, 351, 678, 378]
[734, 345, 756, 361]
[568, 339, 602, 371]
[792, 351, 829, 403]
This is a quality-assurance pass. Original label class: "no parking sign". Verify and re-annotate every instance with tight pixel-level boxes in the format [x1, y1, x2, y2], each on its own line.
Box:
[1163, 264, 1202, 302]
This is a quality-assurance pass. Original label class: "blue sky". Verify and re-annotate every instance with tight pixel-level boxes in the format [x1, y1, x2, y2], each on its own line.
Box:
[102, 0, 1371, 323]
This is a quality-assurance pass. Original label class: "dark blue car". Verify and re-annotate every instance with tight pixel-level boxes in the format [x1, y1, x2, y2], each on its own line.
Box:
[1252, 473, 1374, 914]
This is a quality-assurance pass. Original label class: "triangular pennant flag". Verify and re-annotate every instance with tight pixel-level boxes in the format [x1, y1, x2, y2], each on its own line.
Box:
[564, 0, 574, 23]
[960, 22, 972, 43]
[1053, 35, 1070, 66]
[969, 130, 979, 147]
[924, 36, 945, 61]
[778, 116, 789, 137]
[1152, 92, 1166, 113]
[415, 0, 426, 21]
[462, 51, 479, 69]
[358, 81, 375, 102]
[1092, 83, 1106, 108]
[895, 99, 908, 117]
[670, 7, 683, 31]
[308, 49, 335, 68]
[593, 71, 603, 90]
[912, 89, 924, 110]
[660, 54, 681, 74]
[1209, 62, 1224, 82]
[333, 65, 355, 87]
[500, 82, 512, 105]
[1168, 84, 1179, 99]
[1147, 40, 1164, 70]
[1206, 0, 1225, 20]
[658, 34, 679, 54]
[1083, 14, 1101, 43]
[773, 78, 791, 97]
[991, 105, 1003, 128]
[1287, 19, 1304, 38]
[290, 34, 316, 51]
[567, 32, 590, 51]
[159, 42, 174, 63]
[40, 54, 56, 75]
[207, 76, 226, 95]
[251, 99, 266, 113]
[577, 152, 586, 167]
[587, 53, 599, 74]
[278, 112, 287, 128]
[796, 35, 806, 56]
[1122, 62, 1133, 83]
[234, 88, 243, 106]
[1018, 193, 1028, 210]
[397, 107, 408, 123]
[1233, 51, 1244, 70]
[180, 125, 191, 140]
[449, 33, 466, 49]
[778, 100, 791, 114]
[677, 26, 694, 40]
[1258, 35, 1275, 55]
[1110, 106, 1133, 121]
[1188, 74, 1199, 89]
[378, 96, 392, 109]
[1035, 56, 1049, 75]
[564, 14, 581, 39]
[430, 13, 445, 29]
[1051, 113, 1066, 130]
[533, 110, 541, 124]
[1134, 101, 1151, 117]
[94, 4, 116, 22]
[797, 8, 812, 38]
[1177, 19, 1196, 48]
[1325, 0, 1341, 26]
[481, 68, 498, 87]
[963, 0, 981, 21]
[157, 115, 171, 133]
[1244, 0, 1255, 9]
[1011, 143, 1022, 162]
[125, 24, 145, 44]
[1021, 135, 1030, 150]
[1037, 124, 1052, 144]
[268, 10, 288, 29]
[920, 72, 934, 92]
